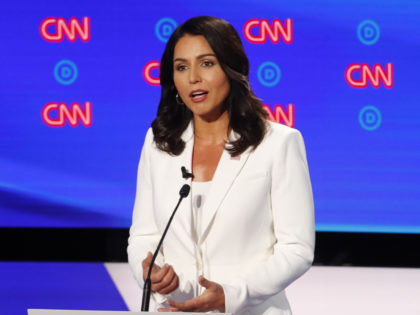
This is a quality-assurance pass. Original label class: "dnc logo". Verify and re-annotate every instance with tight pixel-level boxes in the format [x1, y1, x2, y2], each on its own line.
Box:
[257, 61, 282, 87]
[357, 20, 380, 45]
[155, 18, 177, 43]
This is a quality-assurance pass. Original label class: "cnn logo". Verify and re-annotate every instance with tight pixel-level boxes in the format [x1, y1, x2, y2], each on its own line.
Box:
[42, 102, 92, 127]
[243, 19, 293, 44]
[143, 61, 160, 86]
[40, 17, 90, 42]
[345, 63, 393, 88]
[263, 104, 295, 127]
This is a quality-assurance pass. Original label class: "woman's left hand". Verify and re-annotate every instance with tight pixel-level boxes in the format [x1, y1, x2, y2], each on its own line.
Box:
[158, 275, 225, 313]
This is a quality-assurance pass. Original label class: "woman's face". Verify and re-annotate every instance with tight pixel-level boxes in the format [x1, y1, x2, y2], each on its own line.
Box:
[173, 34, 230, 122]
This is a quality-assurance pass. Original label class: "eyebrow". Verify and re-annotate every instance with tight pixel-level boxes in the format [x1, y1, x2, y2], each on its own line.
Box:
[173, 53, 216, 63]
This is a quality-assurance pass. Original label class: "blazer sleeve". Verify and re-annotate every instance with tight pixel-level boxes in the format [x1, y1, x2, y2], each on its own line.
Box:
[222, 128, 315, 314]
[127, 128, 195, 306]
[127, 128, 163, 301]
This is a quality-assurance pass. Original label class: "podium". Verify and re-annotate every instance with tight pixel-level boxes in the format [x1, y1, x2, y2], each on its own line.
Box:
[28, 310, 232, 315]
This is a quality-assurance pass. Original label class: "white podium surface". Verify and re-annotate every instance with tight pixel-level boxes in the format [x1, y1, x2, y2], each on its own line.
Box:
[29, 311, 144, 315]
[29, 311, 231, 315]
[27, 264, 420, 315]
[105, 263, 420, 315]
[286, 266, 420, 315]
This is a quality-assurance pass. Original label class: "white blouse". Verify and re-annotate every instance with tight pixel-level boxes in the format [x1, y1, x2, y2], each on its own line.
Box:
[191, 180, 212, 244]
[191, 180, 212, 296]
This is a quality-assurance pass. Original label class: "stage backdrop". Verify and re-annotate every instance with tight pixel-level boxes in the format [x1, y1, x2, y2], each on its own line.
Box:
[1, 0, 419, 233]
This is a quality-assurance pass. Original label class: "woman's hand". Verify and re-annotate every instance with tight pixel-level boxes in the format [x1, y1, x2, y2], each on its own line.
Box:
[158, 275, 225, 312]
[142, 252, 179, 295]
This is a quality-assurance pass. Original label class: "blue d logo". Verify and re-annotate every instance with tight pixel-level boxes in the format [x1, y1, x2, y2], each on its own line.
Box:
[357, 20, 380, 45]
[359, 105, 382, 131]
[155, 18, 177, 43]
[257, 61, 281, 87]
[54, 60, 78, 85]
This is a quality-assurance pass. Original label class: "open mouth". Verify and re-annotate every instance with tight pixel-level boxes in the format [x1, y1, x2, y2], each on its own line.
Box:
[189, 90, 209, 102]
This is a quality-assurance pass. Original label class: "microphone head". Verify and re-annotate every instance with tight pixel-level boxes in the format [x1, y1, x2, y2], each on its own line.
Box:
[179, 184, 190, 198]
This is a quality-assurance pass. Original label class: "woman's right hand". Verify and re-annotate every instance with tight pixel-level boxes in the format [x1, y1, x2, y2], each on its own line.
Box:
[142, 252, 179, 295]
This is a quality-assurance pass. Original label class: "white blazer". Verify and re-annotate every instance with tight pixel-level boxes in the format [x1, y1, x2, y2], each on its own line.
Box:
[127, 120, 315, 315]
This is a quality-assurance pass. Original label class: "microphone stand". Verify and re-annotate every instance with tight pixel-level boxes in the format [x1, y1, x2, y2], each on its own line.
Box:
[141, 184, 191, 311]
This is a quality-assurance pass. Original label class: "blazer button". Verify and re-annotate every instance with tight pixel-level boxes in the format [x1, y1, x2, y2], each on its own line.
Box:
[196, 261, 202, 270]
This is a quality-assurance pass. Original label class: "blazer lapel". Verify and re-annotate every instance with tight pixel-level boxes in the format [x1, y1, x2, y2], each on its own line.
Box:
[198, 133, 251, 244]
[170, 123, 194, 242]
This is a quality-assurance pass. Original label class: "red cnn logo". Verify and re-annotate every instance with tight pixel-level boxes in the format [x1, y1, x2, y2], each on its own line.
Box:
[143, 61, 160, 85]
[42, 102, 92, 127]
[243, 19, 293, 44]
[40, 17, 90, 42]
[263, 104, 295, 127]
[345, 63, 393, 88]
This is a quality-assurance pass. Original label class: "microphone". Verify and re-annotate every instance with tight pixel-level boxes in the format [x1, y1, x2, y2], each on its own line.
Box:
[181, 166, 193, 179]
[180, 183, 190, 197]
[141, 183, 191, 311]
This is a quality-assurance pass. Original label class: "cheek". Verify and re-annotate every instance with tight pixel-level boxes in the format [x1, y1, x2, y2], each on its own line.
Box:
[211, 74, 230, 96]
[218, 79, 230, 99]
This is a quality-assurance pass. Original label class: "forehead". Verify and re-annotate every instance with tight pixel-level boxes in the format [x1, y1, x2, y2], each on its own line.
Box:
[173, 34, 215, 59]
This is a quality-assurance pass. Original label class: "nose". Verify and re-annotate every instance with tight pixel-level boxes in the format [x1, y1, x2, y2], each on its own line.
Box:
[188, 65, 201, 84]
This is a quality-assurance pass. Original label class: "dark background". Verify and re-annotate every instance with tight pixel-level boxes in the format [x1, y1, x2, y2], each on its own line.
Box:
[1, 229, 419, 268]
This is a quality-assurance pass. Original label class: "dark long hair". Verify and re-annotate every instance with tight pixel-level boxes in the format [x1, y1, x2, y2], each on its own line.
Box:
[151, 16, 267, 156]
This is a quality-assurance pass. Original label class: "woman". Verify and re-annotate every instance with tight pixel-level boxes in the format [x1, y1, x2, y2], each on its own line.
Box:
[128, 16, 315, 314]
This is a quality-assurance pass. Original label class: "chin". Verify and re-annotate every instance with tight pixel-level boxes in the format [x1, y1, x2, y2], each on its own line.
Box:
[196, 110, 227, 122]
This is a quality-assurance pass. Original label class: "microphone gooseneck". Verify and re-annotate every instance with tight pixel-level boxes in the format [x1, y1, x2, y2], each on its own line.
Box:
[141, 183, 191, 311]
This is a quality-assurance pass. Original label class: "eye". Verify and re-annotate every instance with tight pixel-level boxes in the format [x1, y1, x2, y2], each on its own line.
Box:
[175, 64, 188, 71]
[202, 60, 215, 67]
